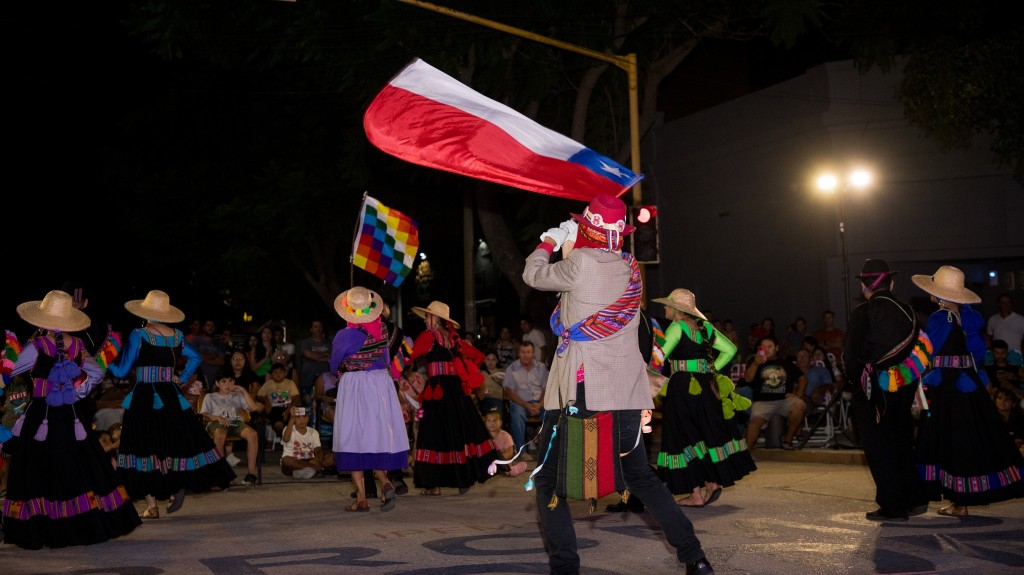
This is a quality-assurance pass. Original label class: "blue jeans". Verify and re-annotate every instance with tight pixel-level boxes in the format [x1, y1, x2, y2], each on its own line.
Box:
[509, 400, 543, 451]
[532, 392, 706, 573]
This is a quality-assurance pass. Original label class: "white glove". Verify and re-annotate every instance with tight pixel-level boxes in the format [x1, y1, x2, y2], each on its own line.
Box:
[559, 219, 578, 246]
[540, 226, 569, 251]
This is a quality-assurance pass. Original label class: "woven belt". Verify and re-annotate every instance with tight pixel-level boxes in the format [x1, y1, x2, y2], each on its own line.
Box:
[427, 361, 456, 377]
[670, 358, 713, 373]
[135, 366, 174, 383]
[931, 355, 974, 369]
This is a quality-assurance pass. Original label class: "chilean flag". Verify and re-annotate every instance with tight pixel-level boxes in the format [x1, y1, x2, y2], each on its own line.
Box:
[364, 58, 642, 202]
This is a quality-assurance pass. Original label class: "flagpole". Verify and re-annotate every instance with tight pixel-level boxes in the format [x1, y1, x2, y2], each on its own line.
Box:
[350, 191, 369, 289]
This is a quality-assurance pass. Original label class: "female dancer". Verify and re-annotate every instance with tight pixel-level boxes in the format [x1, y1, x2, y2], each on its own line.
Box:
[653, 289, 756, 507]
[912, 266, 1024, 516]
[330, 287, 409, 512]
[109, 290, 236, 518]
[3, 290, 140, 549]
[409, 301, 496, 496]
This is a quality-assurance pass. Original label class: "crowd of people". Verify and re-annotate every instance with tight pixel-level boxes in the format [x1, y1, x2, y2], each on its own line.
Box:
[1, 196, 1023, 575]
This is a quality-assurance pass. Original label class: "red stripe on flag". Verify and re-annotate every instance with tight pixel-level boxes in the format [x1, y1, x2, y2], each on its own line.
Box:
[365, 85, 625, 202]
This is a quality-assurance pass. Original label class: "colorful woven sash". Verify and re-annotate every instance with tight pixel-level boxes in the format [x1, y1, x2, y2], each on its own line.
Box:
[549, 252, 641, 355]
[670, 358, 713, 374]
[931, 354, 974, 369]
[135, 366, 174, 383]
[341, 324, 389, 372]
[426, 361, 456, 377]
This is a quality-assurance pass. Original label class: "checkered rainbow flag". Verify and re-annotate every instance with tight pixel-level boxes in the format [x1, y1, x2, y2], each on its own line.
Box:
[351, 193, 420, 287]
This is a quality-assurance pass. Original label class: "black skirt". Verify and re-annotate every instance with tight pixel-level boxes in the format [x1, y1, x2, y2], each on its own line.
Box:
[916, 367, 1024, 506]
[2, 399, 142, 549]
[413, 374, 497, 489]
[656, 371, 757, 494]
[116, 381, 236, 500]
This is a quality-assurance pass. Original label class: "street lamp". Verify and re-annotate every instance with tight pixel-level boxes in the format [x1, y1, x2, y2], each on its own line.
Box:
[816, 169, 872, 321]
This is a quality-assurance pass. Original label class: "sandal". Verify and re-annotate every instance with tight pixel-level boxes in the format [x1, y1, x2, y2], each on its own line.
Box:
[140, 507, 160, 519]
[167, 488, 186, 514]
[704, 487, 723, 505]
[345, 500, 370, 513]
[938, 504, 968, 517]
[381, 482, 396, 512]
[420, 487, 442, 496]
[677, 495, 706, 508]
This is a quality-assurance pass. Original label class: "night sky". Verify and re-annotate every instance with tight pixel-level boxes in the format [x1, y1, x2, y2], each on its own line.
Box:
[2, 4, 843, 337]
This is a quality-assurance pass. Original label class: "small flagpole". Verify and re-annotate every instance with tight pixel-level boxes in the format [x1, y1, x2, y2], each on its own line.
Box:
[350, 192, 369, 288]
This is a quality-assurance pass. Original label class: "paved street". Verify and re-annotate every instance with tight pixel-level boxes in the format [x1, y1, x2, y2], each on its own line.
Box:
[2, 449, 1023, 574]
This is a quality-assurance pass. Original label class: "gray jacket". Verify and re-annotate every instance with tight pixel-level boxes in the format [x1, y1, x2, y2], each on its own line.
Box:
[522, 247, 653, 412]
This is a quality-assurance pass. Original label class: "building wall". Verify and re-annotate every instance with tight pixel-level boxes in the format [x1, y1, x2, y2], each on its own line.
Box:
[645, 59, 1024, 341]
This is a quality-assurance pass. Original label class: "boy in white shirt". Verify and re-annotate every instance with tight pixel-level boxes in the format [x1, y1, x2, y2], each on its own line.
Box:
[201, 373, 262, 486]
[281, 406, 333, 479]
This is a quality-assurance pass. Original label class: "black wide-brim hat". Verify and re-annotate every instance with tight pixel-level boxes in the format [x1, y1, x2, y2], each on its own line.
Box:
[855, 258, 897, 279]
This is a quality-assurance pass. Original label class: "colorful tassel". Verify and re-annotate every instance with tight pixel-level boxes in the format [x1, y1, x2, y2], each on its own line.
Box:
[955, 372, 977, 393]
[12, 414, 25, 436]
[152, 391, 164, 410]
[34, 418, 49, 441]
[73, 418, 87, 441]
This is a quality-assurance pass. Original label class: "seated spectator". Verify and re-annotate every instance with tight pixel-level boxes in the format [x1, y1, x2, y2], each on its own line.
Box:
[108, 422, 122, 454]
[314, 371, 339, 428]
[783, 317, 808, 358]
[201, 372, 262, 486]
[986, 339, 1024, 400]
[92, 378, 129, 430]
[257, 363, 301, 437]
[281, 406, 334, 479]
[477, 351, 506, 415]
[742, 335, 807, 451]
[494, 326, 518, 367]
[484, 408, 526, 477]
[502, 341, 548, 452]
[814, 310, 845, 370]
[993, 388, 1024, 456]
[795, 348, 835, 408]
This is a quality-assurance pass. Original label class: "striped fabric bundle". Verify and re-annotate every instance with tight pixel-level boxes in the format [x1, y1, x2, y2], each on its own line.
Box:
[555, 410, 622, 512]
[94, 331, 122, 372]
[2, 329, 22, 385]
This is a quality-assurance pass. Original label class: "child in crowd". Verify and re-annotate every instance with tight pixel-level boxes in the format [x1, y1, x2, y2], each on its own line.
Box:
[258, 363, 301, 438]
[281, 406, 333, 479]
[201, 372, 263, 487]
[484, 408, 526, 477]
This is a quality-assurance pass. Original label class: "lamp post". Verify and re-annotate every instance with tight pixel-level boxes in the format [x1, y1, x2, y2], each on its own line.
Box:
[816, 169, 872, 321]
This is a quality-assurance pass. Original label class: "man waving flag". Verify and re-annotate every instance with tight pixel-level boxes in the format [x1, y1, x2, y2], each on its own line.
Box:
[364, 58, 641, 202]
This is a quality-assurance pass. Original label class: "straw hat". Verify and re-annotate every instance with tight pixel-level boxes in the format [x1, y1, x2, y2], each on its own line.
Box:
[411, 301, 461, 329]
[124, 290, 186, 323]
[652, 288, 707, 321]
[334, 286, 384, 324]
[16, 290, 91, 332]
[911, 266, 981, 305]
[571, 194, 635, 236]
